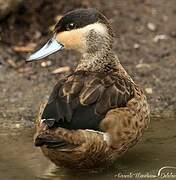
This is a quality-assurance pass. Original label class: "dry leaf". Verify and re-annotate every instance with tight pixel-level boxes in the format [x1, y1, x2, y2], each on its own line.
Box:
[12, 43, 37, 53]
[52, 66, 71, 74]
[136, 63, 151, 69]
[145, 88, 153, 94]
[7, 59, 17, 68]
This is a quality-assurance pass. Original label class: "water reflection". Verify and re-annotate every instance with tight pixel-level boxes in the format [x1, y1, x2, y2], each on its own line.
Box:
[0, 115, 176, 180]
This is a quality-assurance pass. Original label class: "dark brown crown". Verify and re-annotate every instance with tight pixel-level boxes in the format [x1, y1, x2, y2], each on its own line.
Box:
[54, 8, 111, 34]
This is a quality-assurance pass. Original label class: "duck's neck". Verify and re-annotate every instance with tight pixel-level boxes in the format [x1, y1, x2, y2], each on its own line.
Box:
[76, 49, 119, 73]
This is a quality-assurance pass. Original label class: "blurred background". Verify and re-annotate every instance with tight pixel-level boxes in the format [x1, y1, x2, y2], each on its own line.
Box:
[0, 0, 176, 180]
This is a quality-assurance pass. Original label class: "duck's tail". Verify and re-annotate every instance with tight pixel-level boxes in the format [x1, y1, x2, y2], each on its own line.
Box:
[34, 132, 78, 150]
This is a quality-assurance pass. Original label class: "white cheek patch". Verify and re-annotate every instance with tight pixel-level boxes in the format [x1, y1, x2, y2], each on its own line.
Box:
[56, 23, 108, 52]
[82, 23, 108, 36]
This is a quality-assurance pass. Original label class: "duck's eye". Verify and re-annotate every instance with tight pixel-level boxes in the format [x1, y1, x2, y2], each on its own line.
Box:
[66, 22, 75, 31]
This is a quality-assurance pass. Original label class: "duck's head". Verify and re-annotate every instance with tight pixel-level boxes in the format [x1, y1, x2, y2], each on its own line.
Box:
[27, 8, 113, 62]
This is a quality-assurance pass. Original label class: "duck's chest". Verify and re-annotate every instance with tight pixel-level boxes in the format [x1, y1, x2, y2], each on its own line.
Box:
[41, 71, 134, 130]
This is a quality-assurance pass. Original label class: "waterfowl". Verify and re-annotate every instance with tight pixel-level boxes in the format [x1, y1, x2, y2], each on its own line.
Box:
[27, 8, 150, 169]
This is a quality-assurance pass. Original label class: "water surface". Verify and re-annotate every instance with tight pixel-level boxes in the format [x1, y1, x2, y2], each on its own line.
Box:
[0, 114, 176, 180]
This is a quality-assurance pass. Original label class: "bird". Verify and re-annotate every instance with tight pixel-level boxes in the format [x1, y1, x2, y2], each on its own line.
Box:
[27, 8, 150, 169]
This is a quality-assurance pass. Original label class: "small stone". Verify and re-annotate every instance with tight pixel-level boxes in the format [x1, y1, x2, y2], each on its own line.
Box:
[147, 22, 157, 32]
[15, 124, 21, 128]
[134, 43, 140, 49]
[145, 88, 153, 94]
[41, 61, 52, 67]
[153, 34, 168, 43]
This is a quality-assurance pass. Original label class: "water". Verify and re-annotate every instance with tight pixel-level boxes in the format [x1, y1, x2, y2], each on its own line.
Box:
[0, 114, 176, 180]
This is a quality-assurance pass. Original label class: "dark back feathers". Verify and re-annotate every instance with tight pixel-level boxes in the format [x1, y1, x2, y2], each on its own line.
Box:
[41, 70, 135, 130]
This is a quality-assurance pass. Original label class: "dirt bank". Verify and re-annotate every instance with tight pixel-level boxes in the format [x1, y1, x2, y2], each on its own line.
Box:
[0, 0, 176, 128]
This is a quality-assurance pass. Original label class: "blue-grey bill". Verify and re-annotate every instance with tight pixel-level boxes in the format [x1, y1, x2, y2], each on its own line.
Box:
[26, 38, 63, 62]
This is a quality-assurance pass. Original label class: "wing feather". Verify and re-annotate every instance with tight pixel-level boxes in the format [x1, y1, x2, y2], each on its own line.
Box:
[41, 70, 135, 130]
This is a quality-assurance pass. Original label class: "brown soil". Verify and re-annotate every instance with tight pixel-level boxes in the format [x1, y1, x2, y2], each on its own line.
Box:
[0, 0, 176, 128]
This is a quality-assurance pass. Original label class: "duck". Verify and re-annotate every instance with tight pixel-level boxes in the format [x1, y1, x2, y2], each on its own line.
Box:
[27, 8, 150, 169]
